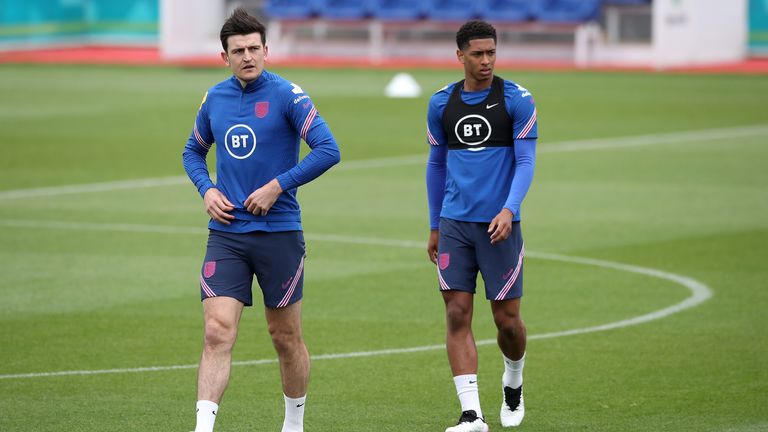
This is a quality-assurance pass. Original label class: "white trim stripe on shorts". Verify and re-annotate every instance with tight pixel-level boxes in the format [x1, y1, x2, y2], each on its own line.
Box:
[494, 244, 524, 301]
[277, 256, 305, 308]
[200, 275, 217, 298]
[437, 266, 451, 291]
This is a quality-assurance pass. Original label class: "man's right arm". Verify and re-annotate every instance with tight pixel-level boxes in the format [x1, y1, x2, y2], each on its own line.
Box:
[182, 92, 234, 224]
[426, 145, 447, 264]
[203, 188, 235, 225]
[426, 95, 448, 263]
[182, 92, 216, 198]
[426, 144, 447, 231]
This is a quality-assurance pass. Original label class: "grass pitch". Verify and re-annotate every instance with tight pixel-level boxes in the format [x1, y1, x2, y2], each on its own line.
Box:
[0, 64, 767, 431]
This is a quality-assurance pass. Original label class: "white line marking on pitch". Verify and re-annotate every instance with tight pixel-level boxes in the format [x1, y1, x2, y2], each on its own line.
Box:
[0, 124, 739, 378]
[0, 222, 712, 380]
[0, 176, 190, 201]
[0, 219, 202, 235]
[1, 124, 766, 201]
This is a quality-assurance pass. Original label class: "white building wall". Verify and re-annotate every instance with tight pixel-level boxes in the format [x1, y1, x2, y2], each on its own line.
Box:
[160, 0, 223, 59]
[653, 0, 748, 67]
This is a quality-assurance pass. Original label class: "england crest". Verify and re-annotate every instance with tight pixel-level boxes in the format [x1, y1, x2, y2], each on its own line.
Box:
[438, 253, 450, 270]
[255, 101, 269, 118]
[203, 261, 216, 278]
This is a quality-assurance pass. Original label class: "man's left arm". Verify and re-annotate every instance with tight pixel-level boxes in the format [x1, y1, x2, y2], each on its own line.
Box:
[489, 88, 538, 244]
[503, 138, 536, 219]
[488, 138, 536, 243]
[280, 85, 342, 194]
[275, 110, 341, 192]
[245, 92, 340, 216]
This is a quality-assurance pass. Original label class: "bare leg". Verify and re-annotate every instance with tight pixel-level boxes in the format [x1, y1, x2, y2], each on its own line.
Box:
[197, 296, 244, 403]
[265, 300, 310, 398]
[491, 298, 526, 361]
[442, 291, 477, 375]
[493, 298, 527, 427]
[442, 290, 488, 425]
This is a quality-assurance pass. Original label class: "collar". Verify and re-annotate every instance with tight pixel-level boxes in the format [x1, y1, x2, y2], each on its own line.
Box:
[230, 70, 268, 93]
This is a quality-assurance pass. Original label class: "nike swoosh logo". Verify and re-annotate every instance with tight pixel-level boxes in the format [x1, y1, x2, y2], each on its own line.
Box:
[502, 268, 514, 280]
[469, 380, 477, 384]
[486, 103, 499, 109]
[296, 403, 305, 408]
[281, 277, 293, 290]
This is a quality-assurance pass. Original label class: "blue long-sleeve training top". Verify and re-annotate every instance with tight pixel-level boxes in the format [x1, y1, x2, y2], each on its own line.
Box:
[426, 78, 537, 230]
[183, 71, 340, 233]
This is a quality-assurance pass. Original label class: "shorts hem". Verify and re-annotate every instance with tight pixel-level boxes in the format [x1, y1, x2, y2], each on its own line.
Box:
[438, 286, 476, 294]
[200, 294, 253, 307]
[265, 294, 303, 310]
[488, 293, 523, 301]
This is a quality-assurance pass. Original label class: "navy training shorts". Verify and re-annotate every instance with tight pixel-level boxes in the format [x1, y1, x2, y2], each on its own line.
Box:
[199, 229, 306, 308]
[437, 217, 524, 301]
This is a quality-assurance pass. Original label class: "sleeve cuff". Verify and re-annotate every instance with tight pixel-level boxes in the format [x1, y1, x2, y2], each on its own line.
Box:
[275, 173, 297, 191]
[198, 180, 215, 198]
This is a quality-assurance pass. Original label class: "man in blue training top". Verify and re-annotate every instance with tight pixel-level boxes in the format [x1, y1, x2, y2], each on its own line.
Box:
[426, 20, 537, 431]
[182, 8, 340, 432]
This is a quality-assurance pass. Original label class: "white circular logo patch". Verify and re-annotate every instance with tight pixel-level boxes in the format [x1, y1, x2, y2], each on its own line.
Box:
[454, 114, 492, 152]
[224, 124, 256, 159]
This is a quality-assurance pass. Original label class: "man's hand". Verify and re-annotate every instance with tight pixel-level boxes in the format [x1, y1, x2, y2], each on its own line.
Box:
[488, 208, 514, 244]
[244, 179, 283, 216]
[203, 188, 235, 225]
[427, 229, 439, 264]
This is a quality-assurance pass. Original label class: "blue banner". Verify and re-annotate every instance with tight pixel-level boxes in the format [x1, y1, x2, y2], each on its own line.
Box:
[0, 0, 158, 46]
[750, 0, 768, 54]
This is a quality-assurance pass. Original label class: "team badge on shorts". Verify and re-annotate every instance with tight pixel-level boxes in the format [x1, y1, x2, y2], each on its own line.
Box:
[255, 101, 269, 118]
[203, 261, 216, 278]
[439, 253, 450, 270]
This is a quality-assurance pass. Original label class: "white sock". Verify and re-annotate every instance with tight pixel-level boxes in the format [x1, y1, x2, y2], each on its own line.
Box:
[194, 400, 218, 432]
[502, 352, 525, 389]
[453, 374, 483, 418]
[281, 394, 306, 432]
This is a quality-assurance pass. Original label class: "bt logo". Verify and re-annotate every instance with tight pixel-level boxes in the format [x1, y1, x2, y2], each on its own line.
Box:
[224, 124, 256, 159]
[454, 114, 492, 152]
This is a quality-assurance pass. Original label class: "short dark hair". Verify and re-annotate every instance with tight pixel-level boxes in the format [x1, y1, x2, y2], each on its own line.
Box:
[220, 7, 266, 52]
[456, 20, 497, 51]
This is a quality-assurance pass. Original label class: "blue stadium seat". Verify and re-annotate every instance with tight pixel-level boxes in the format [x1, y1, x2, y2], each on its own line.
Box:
[426, 0, 483, 22]
[319, 0, 374, 20]
[530, 0, 601, 23]
[371, 0, 428, 21]
[480, 0, 532, 23]
[264, 0, 321, 19]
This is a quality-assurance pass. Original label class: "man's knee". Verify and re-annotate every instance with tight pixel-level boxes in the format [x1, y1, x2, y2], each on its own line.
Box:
[494, 313, 525, 338]
[204, 316, 238, 350]
[268, 321, 303, 355]
[445, 300, 472, 332]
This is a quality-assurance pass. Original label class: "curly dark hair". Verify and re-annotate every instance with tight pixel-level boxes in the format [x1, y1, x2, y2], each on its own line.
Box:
[456, 20, 497, 50]
[220, 7, 266, 52]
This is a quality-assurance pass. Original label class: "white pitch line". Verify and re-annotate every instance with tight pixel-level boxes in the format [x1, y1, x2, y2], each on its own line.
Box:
[0, 176, 189, 201]
[536, 123, 768, 154]
[1, 123, 766, 201]
[0, 124, 734, 378]
[0, 219, 202, 235]
[0, 222, 712, 380]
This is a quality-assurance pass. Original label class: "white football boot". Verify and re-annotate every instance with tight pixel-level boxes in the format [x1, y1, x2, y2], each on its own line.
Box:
[500, 385, 524, 427]
[445, 410, 489, 432]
